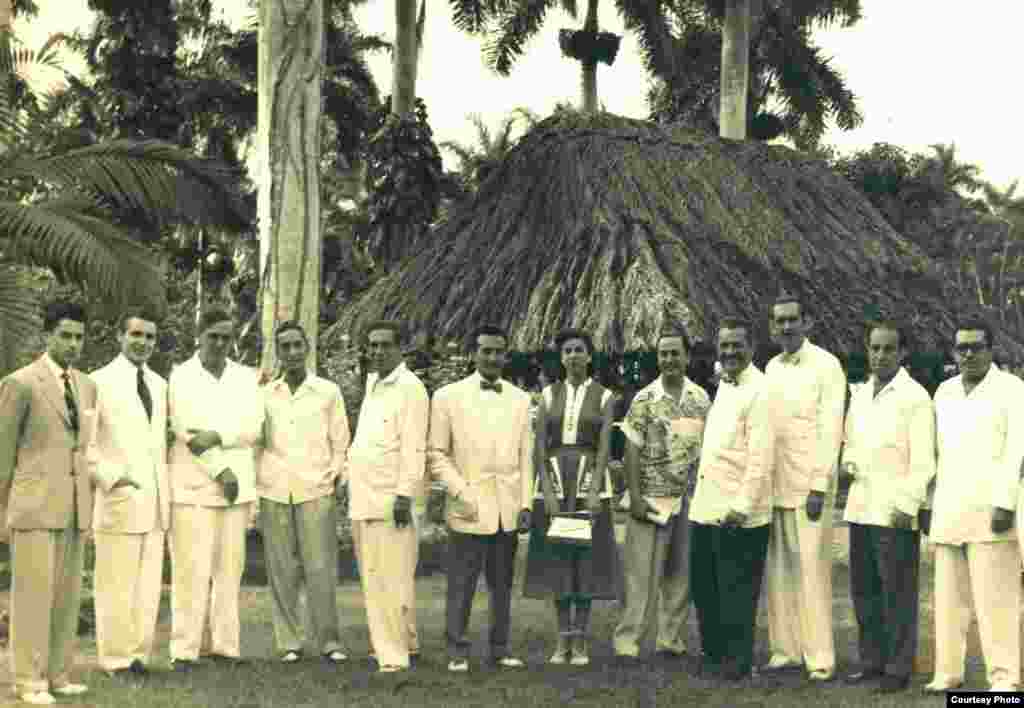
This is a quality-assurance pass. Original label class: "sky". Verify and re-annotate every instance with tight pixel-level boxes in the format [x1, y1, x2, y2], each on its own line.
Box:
[16, 0, 1023, 193]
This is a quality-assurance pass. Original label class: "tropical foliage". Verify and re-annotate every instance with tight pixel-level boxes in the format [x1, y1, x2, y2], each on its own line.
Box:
[0, 30, 248, 375]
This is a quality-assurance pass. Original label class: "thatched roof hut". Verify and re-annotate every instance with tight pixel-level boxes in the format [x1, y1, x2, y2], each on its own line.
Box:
[327, 112, 1023, 363]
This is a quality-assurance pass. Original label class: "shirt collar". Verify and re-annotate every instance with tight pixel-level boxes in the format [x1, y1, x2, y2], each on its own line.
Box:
[564, 377, 592, 392]
[471, 370, 506, 389]
[189, 351, 236, 379]
[42, 352, 69, 382]
[720, 362, 755, 386]
[270, 370, 317, 394]
[114, 353, 148, 375]
[367, 362, 408, 392]
[779, 338, 808, 365]
[651, 375, 690, 402]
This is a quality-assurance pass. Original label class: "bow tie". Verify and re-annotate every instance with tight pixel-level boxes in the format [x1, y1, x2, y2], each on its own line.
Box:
[480, 379, 502, 393]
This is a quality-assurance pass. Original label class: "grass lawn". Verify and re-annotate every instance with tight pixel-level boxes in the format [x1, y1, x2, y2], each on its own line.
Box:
[0, 527, 1003, 708]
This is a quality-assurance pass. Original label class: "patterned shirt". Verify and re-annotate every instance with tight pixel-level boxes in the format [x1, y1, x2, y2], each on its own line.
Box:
[620, 376, 711, 499]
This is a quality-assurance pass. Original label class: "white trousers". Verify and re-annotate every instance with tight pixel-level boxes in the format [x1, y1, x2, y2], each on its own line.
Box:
[933, 541, 1021, 689]
[169, 503, 250, 661]
[765, 506, 836, 673]
[351, 517, 419, 668]
[94, 529, 166, 671]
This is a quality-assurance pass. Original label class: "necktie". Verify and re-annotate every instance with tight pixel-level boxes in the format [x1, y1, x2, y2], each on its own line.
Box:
[480, 379, 502, 393]
[62, 371, 79, 433]
[137, 367, 153, 421]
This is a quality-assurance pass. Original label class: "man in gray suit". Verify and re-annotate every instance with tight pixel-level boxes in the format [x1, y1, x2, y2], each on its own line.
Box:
[0, 301, 134, 705]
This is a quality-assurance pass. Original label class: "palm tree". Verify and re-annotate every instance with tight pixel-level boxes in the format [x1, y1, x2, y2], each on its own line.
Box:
[440, 108, 539, 194]
[923, 142, 983, 195]
[451, 0, 674, 114]
[0, 37, 247, 375]
[981, 180, 1024, 325]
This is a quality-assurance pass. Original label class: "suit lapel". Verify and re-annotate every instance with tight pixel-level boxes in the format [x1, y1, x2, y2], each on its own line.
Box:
[33, 358, 72, 429]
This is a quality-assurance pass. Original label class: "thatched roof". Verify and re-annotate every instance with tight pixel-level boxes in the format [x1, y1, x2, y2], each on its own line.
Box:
[328, 111, 1024, 361]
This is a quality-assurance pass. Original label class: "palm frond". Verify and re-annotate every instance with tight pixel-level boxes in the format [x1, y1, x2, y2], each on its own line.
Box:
[0, 265, 41, 374]
[450, 0, 511, 33]
[0, 139, 250, 232]
[484, 1, 554, 76]
[615, 0, 677, 79]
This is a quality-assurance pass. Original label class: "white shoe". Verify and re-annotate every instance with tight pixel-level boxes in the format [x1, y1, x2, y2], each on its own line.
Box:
[991, 683, 1018, 692]
[51, 683, 88, 696]
[761, 655, 802, 672]
[17, 692, 55, 705]
[448, 659, 469, 673]
[808, 669, 834, 682]
[323, 650, 348, 663]
[378, 664, 405, 673]
[494, 656, 525, 668]
[281, 651, 301, 663]
[923, 678, 963, 693]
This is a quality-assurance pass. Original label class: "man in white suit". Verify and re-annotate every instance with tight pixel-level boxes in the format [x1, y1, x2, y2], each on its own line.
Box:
[167, 308, 263, 669]
[429, 325, 532, 673]
[89, 308, 171, 677]
[752, 293, 846, 681]
[926, 318, 1024, 693]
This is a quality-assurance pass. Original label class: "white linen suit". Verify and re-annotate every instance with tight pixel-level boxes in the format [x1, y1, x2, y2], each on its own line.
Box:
[749, 339, 846, 675]
[931, 366, 1024, 690]
[167, 354, 263, 661]
[89, 355, 171, 671]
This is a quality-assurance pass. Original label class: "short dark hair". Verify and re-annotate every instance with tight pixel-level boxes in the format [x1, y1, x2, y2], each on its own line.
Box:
[554, 328, 594, 354]
[771, 292, 803, 319]
[197, 308, 233, 335]
[363, 319, 405, 346]
[656, 327, 691, 353]
[954, 316, 994, 348]
[470, 324, 508, 351]
[42, 301, 87, 333]
[865, 319, 912, 350]
[274, 320, 308, 345]
[718, 317, 753, 344]
[118, 306, 161, 333]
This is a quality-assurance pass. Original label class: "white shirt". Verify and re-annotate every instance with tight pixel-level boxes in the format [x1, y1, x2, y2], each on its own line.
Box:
[690, 363, 772, 527]
[347, 363, 429, 521]
[748, 339, 846, 508]
[258, 372, 350, 505]
[842, 367, 936, 528]
[930, 365, 1024, 545]
[168, 353, 264, 506]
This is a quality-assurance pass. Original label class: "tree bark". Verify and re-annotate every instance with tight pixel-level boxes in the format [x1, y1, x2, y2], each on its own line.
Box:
[580, 0, 599, 113]
[392, 0, 418, 117]
[257, 0, 325, 376]
[719, 0, 750, 140]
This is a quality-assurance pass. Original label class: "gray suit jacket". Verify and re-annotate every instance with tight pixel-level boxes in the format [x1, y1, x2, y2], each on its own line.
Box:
[0, 356, 98, 530]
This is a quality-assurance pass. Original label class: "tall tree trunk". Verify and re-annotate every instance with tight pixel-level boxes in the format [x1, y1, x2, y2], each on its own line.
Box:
[719, 0, 750, 140]
[580, 0, 599, 113]
[257, 0, 325, 377]
[392, 0, 418, 117]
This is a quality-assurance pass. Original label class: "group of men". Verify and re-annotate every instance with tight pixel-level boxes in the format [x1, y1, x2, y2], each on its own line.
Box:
[662, 294, 1022, 695]
[0, 303, 536, 703]
[0, 293, 1019, 703]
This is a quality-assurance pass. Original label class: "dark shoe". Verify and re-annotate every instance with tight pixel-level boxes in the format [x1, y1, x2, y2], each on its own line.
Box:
[409, 652, 420, 668]
[845, 668, 884, 684]
[128, 659, 148, 676]
[875, 675, 909, 693]
[701, 660, 723, 679]
[207, 654, 249, 666]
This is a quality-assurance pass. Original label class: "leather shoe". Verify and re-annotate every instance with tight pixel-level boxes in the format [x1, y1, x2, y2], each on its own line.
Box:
[129, 659, 148, 676]
[808, 669, 834, 682]
[845, 668, 884, 684]
[876, 675, 909, 693]
[170, 659, 200, 672]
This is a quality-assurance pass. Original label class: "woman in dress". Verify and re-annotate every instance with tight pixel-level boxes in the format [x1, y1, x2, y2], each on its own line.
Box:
[523, 329, 620, 666]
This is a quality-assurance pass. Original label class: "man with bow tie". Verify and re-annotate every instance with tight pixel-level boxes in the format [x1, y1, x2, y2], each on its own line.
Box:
[89, 308, 171, 678]
[752, 293, 846, 681]
[0, 301, 116, 704]
[689, 317, 771, 681]
[429, 325, 533, 673]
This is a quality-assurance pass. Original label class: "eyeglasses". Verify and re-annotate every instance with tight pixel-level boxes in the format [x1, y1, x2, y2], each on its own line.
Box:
[953, 343, 989, 355]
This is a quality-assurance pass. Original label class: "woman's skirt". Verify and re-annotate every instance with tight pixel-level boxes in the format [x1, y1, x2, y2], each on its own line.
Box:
[522, 446, 620, 600]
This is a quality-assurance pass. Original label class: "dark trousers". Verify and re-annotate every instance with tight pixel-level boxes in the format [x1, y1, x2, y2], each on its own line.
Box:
[690, 522, 769, 677]
[446, 527, 519, 659]
[849, 522, 920, 678]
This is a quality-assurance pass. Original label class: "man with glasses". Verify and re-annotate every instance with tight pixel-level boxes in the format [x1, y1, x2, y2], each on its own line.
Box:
[926, 318, 1024, 693]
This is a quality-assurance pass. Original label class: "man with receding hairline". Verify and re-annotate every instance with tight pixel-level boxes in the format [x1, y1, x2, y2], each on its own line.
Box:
[167, 308, 263, 669]
[753, 293, 845, 681]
